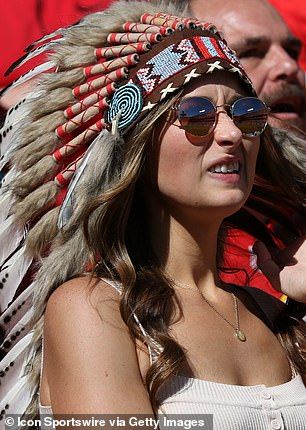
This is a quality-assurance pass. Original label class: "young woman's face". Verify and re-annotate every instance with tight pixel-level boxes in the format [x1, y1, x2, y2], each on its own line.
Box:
[148, 72, 261, 222]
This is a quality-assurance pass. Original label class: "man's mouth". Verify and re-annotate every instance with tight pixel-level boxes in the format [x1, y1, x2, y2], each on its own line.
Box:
[269, 97, 303, 120]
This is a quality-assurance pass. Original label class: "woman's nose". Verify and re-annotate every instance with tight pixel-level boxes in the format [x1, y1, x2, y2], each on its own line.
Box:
[213, 111, 243, 149]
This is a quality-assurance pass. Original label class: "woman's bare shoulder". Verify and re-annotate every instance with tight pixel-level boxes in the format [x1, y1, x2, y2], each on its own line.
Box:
[46, 275, 121, 302]
[45, 276, 124, 327]
[43, 276, 153, 413]
[44, 275, 131, 356]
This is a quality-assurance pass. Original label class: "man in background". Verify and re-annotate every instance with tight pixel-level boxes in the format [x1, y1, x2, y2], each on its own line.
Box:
[269, 0, 306, 70]
[190, 0, 306, 131]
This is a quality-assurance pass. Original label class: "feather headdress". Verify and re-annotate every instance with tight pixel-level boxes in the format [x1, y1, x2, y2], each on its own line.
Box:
[1, 0, 305, 421]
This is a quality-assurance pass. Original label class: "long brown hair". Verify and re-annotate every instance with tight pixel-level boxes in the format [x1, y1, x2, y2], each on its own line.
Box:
[81, 97, 306, 412]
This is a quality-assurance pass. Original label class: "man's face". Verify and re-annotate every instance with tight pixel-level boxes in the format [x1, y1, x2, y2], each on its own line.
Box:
[190, 0, 306, 130]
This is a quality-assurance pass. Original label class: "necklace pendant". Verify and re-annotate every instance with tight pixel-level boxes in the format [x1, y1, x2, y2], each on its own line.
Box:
[235, 329, 247, 342]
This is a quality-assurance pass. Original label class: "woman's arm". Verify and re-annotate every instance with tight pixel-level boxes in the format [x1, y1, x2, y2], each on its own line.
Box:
[43, 277, 155, 415]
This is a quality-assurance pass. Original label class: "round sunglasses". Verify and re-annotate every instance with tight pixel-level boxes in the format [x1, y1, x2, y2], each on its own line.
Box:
[171, 96, 270, 137]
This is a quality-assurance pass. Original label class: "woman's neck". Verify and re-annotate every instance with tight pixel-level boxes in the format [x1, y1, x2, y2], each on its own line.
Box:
[165, 218, 221, 295]
[146, 195, 223, 296]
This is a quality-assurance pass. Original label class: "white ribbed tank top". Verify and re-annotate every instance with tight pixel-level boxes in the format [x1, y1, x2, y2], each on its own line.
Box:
[38, 278, 306, 429]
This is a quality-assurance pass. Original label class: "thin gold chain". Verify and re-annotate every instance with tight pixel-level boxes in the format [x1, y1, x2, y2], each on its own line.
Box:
[169, 278, 246, 341]
[203, 292, 239, 332]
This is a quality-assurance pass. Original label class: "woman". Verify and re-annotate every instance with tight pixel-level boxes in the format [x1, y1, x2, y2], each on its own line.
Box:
[0, 0, 305, 428]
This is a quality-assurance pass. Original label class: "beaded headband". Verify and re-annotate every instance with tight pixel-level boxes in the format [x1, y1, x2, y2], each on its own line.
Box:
[108, 27, 255, 133]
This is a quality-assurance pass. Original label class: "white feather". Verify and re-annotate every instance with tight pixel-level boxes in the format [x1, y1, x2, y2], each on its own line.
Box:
[0, 192, 14, 223]
[0, 90, 44, 161]
[1, 99, 27, 130]
[0, 61, 56, 99]
[0, 106, 26, 164]
[0, 143, 16, 170]
[0, 217, 25, 267]
[0, 331, 35, 417]
[0, 167, 19, 189]
[26, 29, 64, 51]
[57, 132, 106, 229]
[0, 306, 34, 355]
[0, 375, 34, 422]
[0, 91, 37, 168]
[0, 246, 33, 311]
[0, 282, 35, 337]
[6, 42, 57, 74]
[0, 154, 9, 172]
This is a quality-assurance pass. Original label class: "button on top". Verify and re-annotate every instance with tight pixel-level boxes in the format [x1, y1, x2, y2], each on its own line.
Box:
[271, 419, 282, 430]
[261, 391, 272, 400]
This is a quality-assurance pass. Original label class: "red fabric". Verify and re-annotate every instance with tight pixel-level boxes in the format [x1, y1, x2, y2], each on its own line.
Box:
[268, 0, 306, 70]
[0, 0, 114, 87]
[221, 226, 287, 302]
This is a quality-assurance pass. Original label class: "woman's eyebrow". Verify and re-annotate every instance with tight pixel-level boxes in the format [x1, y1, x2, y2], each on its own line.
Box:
[180, 94, 246, 105]
[226, 94, 246, 104]
[181, 95, 214, 102]
[180, 95, 217, 107]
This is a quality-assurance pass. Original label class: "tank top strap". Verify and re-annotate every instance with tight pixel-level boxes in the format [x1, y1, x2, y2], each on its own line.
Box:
[288, 356, 299, 379]
[38, 335, 45, 397]
[100, 277, 163, 365]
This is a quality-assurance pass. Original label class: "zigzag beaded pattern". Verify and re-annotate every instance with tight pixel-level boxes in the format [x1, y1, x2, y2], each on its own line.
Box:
[133, 35, 240, 98]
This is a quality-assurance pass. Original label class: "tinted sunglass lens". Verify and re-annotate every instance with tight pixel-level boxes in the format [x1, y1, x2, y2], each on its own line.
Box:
[232, 97, 268, 136]
[178, 97, 215, 136]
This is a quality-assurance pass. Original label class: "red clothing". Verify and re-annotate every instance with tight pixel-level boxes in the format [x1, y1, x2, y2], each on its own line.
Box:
[268, 0, 306, 70]
[0, 0, 114, 87]
[221, 226, 288, 304]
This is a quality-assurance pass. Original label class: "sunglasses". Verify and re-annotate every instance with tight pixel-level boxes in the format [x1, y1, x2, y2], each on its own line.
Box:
[171, 96, 270, 137]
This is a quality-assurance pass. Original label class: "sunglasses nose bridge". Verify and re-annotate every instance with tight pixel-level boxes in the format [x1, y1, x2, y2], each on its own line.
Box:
[215, 103, 233, 117]
[214, 105, 235, 126]
[215, 103, 232, 118]
[213, 107, 244, 144]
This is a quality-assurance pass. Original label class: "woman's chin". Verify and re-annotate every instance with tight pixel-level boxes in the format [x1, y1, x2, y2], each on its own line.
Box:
[205, 191, 248, 216]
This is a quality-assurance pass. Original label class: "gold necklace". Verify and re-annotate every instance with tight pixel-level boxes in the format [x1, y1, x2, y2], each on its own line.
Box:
[170, 278, 247, 342]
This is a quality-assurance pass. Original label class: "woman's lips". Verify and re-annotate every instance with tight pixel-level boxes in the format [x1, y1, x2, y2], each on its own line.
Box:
[208, 171, 241, 184]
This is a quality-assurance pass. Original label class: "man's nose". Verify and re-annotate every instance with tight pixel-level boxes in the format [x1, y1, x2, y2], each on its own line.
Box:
[268, 45, 300, 82]
[213, 111, 243, 149]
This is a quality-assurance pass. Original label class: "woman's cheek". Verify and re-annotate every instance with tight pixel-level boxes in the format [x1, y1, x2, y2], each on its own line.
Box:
[156, 130, 199, 198]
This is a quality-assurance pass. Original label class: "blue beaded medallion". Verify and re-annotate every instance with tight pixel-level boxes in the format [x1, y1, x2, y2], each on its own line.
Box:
[108, 83, 143, 130]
